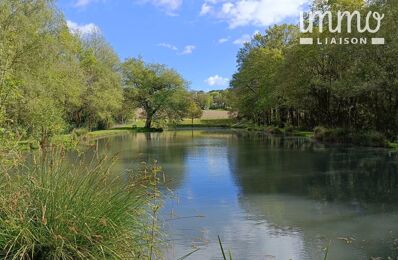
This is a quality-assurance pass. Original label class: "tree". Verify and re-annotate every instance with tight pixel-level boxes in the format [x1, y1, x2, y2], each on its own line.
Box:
[228, 0, 398, 139]
[192, 91, 211, 109]
[186, 101, 203, 126]
[0, 0, 124, 145]
[122, 58, 188, 128]
[230, 38, 286, 125]
[0, 0, 85, 143]
[24, 97, 66, 147]
[74, 34, 123, 130]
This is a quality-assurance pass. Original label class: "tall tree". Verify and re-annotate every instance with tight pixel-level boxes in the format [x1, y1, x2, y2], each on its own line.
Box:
[122, 58, 187, 128]
[229, 0, 398, 139]
[74, 33, 122, 130]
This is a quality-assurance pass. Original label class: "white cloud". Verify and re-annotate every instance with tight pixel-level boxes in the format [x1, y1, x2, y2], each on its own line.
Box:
[158, 43, 196, 55]
[233, 30, 260, 45]
[158, 43, 178, 50]
[74, 0, 182, 14]
[74, 0, 93, 7]
[201, 0, 310, 28]
[204, 0, 223, 4]
[146, 0, 183, 15]
[233, 34, 250, 45]
[205, 75, 229, 87]
[218, 37, 229, 44]
[74, 0, 104, 7]
[67, 20, 100, 35]
[179, 45, 196, 55]
[200, 3, 213, 16]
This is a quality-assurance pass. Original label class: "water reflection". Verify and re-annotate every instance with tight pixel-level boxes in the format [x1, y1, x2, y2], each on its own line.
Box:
[80, 130, 398, 259]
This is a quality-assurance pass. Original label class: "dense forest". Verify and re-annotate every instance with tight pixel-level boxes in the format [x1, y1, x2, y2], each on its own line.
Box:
[229, 0, 398, 141]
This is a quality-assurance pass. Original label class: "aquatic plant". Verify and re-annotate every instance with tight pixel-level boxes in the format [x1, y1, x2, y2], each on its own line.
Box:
[0, 151, 162, 259]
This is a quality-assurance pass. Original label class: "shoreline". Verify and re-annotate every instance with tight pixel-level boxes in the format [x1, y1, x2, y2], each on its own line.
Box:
[18, 121, 398, 150]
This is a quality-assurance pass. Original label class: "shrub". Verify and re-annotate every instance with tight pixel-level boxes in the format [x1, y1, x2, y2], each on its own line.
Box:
[314, 126, 329, 141]
[266, 126, 283, 135]
[0, 152, 162, 259]
[69, 128, 90, 144]
[352, 131, 388, 147]
[313, 126, 388, 147]
[71, 128, 89, 138]
[96, 118, 113, 131]
[284, 125, 295, 135]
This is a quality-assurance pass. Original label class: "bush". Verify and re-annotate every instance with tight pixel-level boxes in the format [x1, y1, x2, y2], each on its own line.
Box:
[284, 125, 295, 135]
[265, 126, 283, 135]
[96, 118, 113, 130]
[313, 126, 388, 147]
[314, 126, 329, 141]
[0, 152, 162, 259]
[71, 128, 89, 137]
[352, 131, 387, 147]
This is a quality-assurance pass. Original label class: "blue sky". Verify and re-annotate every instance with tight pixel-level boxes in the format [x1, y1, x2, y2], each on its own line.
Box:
[59, 0, 308, 91]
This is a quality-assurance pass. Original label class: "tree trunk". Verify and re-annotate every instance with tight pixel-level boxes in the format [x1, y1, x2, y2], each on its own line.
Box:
[145, 114, 152, 129]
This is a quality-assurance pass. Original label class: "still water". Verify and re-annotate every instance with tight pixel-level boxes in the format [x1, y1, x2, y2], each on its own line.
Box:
[92, 129, 398, 259]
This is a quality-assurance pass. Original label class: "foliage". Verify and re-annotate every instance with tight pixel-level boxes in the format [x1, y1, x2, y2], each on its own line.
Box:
[71, 128, 89, 138]
[314, 126, 388, 147]
[122, 58, 188, 128]
[0, 152, 162, 259]
[191, 91, 212, 109]
[229, 0, 398, 142]
[73, 33, 122, 130]
[25, 97, 66, 147]
[190, 90, 232, 110]
[0, 130, 20, 171]
[208, 90, 231, 110]
[185, 100, 203, 125]
[0, 1, 123, 148]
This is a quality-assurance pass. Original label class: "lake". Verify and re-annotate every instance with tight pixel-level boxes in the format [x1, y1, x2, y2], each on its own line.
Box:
[89, 129, 398, 259]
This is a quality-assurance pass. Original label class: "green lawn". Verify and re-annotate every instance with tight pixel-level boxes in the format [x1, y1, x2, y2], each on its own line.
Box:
[87, 129, 132, 138]
[174, 118, 234, 127]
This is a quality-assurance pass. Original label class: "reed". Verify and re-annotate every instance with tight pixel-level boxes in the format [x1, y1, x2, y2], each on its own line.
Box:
[0, 150, 162, 259]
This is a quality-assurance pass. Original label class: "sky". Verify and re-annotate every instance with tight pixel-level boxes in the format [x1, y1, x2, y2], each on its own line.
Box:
[58, 0, 309, 91]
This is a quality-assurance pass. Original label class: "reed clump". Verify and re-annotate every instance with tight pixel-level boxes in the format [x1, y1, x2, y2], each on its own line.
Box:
[0, 150, 162, 259]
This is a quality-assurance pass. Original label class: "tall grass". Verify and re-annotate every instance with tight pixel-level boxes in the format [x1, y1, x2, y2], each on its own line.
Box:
[0, 150, 162, 259]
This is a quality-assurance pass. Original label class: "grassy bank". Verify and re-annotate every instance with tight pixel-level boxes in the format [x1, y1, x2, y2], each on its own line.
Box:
[20, 127, 143, 150]
[236, 122, 395, 148]
[313, 127, 390, 148]
[238, 123, 313, 137]
[0, 151, 162, 259]
[173, 119, 235, 128]
[24, 118, 396, 150]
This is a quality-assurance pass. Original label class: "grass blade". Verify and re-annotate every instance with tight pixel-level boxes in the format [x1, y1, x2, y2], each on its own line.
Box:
[218, 235, 227, 260]
[324, 240, 331, 260]
[177, 248, 200, 260]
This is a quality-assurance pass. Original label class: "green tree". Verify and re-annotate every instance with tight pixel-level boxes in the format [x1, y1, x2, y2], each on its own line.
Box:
[186, 101, 203, 126]
[122, 58, 188, 128]
[229, 0, 398, 140]
[65, 33, 123, 130]
[0, 0, 84, 143]
[192, 91, 211, 109]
